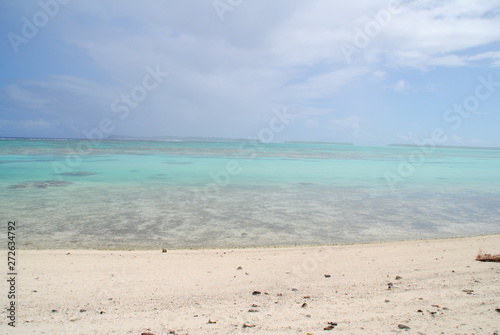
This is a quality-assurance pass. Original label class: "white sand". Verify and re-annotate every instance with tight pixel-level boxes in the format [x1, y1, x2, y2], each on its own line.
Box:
[2, 235, 499, 334]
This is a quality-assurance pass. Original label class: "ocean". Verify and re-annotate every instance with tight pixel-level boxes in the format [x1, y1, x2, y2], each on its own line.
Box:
[1, 138, 499, 249]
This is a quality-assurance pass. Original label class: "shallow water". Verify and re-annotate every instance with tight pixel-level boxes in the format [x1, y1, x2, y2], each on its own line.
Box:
[1, 139, 499, 249]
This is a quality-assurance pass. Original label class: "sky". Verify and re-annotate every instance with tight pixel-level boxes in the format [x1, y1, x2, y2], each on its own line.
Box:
[1, 0, 500, 146]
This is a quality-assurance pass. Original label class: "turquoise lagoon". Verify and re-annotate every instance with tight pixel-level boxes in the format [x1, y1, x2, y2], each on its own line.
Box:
[0, 139, 499, 249]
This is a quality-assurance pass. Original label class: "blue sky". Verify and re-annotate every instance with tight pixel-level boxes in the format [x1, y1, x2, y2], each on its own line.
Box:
[1, 0, 500, 146]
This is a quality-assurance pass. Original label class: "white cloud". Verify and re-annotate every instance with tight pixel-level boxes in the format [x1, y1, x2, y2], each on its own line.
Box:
[327, 116, 361, 135]
[393, 79, 411, 92]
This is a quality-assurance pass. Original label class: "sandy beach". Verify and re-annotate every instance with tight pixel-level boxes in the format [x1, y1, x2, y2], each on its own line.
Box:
[2, 235, 499, 334]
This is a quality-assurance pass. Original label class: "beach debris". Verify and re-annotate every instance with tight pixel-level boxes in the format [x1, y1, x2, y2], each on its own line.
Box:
[301, 303, 308, 308]
[476, 250, 500, 262]
[141, 332, 156, 335]
[304, 295, 311, 299]
[387, 282, 394, 289]
[324, 274, 331, 278]
[162, 249, 168, 253]
[243, 323, 255, 328]
[323, 322, 338, 330]
[79, 309, 87, 313]
[248, 309, 259, 313]
[237, 266, 243, 270]
[208, 319, 217, 324]
[252, 291, 261, 295]
[462, 289, 474, 295]
[395, 275, 402, 280]
[398, 324, 410, 330]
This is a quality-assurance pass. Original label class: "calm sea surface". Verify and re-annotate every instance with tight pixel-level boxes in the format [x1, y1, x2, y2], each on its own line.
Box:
[1, 139, 499, 249]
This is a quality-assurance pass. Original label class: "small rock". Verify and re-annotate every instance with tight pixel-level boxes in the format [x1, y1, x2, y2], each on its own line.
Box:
[384, 299, 390, 303]
[79, 309, 87, 313]
[51, 309, 58, 313]
[99, 311, 105, 314]
[324, 322, 338, 330]
[462, 289, 474, 294]
[395, 275, 402, 280]
[398, 324, 410, 330]
[291, 288, 298, 292]
[237, 266, 243, 270]
[387, 283, 394, 289]
[162, 249, 168, 253]
[252, 291, 261, 295]
[495, 308, 500, 313]
[251, 304, 259, 307]
[243, 323, 255, 328]
[324, 274, 331, 278]
[248, 309, 259, 313]
[303, 296, 311, 299]
[417, 309, 423, 313]
[301, 303, 308, 308]
[141, 332, 156, 335]
[208, 319, 217, 324]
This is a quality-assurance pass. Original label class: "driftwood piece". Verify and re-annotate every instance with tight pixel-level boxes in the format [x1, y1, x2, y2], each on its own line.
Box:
[476, 250, 500, 262]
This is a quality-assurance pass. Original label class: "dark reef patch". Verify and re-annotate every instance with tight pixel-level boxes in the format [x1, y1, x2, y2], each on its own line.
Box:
[58, 171, 96, 177]
[9, 180, 73, 189]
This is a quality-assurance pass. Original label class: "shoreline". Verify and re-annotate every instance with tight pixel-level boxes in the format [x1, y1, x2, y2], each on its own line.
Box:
[20, 233, 500, 251]
[2, 234, 499, 334]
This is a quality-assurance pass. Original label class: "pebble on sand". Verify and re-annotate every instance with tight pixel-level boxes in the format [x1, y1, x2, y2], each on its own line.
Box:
[324, 322, 338, 330]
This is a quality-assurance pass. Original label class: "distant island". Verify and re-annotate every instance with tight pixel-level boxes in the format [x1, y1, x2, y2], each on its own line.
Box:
[107, 135, 245, 142]
[387, 144, 500, 150]
[285, 141, 354, 145]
